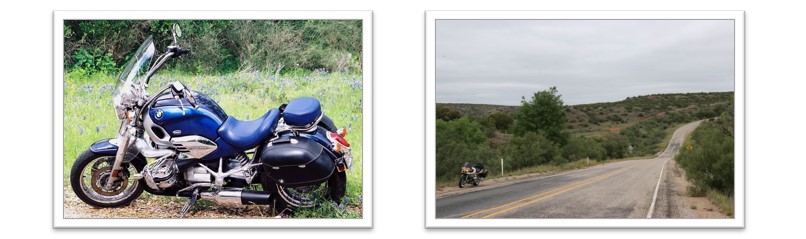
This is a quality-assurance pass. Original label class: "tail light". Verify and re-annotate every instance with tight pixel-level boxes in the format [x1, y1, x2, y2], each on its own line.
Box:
[327, 128, 352, 172]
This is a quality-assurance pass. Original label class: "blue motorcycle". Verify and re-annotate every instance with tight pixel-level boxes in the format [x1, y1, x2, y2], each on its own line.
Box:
[69, 24, 352, 217]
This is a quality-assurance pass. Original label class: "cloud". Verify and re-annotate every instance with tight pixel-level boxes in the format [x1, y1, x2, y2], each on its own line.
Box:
[435, 20, 735, 105]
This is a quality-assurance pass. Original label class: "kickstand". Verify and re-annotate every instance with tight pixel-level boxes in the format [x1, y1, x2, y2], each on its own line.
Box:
[179, 188, 199, 218]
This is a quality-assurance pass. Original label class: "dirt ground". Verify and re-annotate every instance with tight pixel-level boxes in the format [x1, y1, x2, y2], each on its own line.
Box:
[62, 188, 281, 218]
[667, 160, 731, 218]
[62, 187, 362, 219]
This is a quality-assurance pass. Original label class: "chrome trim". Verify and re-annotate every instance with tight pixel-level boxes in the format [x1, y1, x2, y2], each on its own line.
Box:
[196, 160, 263, 189]
[134, 137, 174, 158]
[200, 189, 243, 205]
[143, 155, 178, 190]
[272, 113, 324, 136]
[170, 136, 217, 159]
[184, 166, 211, 183]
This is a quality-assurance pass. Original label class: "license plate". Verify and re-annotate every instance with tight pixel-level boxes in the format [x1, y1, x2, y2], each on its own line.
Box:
[344, 154, 353, 172]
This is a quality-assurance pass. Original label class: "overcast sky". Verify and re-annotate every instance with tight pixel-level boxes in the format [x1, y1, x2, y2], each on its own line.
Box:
[435, 20, 735, 106]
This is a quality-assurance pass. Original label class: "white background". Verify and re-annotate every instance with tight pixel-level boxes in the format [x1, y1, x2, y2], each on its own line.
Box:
[0, 0, 803, 237]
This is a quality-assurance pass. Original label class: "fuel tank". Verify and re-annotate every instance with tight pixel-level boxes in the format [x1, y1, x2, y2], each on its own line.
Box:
[147, 91, 227, 141]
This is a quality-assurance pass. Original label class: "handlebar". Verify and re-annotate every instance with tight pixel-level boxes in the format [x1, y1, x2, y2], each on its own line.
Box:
[167, 45, 191, 58]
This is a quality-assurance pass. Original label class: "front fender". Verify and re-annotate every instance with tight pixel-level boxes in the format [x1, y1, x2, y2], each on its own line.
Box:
[89, 138, 119, 155]
[88, 138, 140, 162]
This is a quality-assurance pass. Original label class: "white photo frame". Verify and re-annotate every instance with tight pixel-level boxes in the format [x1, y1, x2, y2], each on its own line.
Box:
[425, 10, 744, 228]
[53, 10, 373, 228]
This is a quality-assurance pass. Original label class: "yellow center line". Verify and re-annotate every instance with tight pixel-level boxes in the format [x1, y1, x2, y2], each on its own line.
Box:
[460, 168, 621, 218]
[463, 164, 637, 219]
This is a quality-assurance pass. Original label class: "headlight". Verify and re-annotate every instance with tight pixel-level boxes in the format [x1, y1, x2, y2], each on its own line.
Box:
[114, 105, 127, 120]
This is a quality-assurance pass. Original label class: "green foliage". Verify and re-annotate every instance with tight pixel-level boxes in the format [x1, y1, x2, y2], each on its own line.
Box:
[63, 20, 362, 74]
[601, 134, 629, 159]
[505, 132, 564, 167]
[488, 111, 514, 132]
[436, 105, 463, 121]
[70, 48, 117, 74]
[676, 120, 734, 196]
[436, 118, 486, 145]
[514, 86, 568, 145]
[435, 118, 496, 182]
[562, 136, 606, 161]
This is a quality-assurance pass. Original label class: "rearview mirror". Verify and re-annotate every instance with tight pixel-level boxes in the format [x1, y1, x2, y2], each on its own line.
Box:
[171, 23, 182, 44]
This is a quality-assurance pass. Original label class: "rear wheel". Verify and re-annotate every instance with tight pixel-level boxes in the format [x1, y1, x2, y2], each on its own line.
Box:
[264, 169, 346, 215]
[69, 150, 145, 208]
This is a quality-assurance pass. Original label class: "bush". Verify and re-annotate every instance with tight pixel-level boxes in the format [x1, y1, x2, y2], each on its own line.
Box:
[70, 47, 117, 74]
[562, 136, 606, 161]
[601, 134, 629, 159]
[675, 121, 734, 195]
[505, 132, 563, 168]
[63, 20, 363, 74]
[435, 118, 496, 182]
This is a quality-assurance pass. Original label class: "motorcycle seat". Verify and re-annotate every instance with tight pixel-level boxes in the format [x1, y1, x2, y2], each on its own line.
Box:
[217, 108, 280, 150]
[283, 97, 322, 126]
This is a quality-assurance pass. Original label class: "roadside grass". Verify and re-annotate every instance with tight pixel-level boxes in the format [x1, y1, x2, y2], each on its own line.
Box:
[706, 189, 735, 217]
[676, 121, 735, 218]
[62, 69, 364, 218]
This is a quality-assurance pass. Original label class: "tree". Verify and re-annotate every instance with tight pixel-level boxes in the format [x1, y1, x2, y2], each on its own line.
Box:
[514, 86, 568, 145]
[436, 105, 462, 121]
[488, 111, 514, 132]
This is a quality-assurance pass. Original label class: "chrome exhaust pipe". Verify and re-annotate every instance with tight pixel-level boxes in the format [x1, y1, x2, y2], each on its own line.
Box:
[199, 188, 272, 205]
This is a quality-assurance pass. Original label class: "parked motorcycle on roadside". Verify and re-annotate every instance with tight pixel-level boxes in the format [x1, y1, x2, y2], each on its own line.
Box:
[69, 24, 353, 217]
[459, 162, 487, 188]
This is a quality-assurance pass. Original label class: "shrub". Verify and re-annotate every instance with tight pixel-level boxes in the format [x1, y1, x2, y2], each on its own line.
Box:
[676, 121, 734, 195]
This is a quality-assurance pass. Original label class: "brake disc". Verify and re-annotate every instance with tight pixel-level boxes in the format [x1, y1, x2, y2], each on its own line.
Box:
[91, 166, 129, 196]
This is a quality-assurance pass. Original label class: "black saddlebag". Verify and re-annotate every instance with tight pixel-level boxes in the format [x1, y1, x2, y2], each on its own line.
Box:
[475, 163, 488, 178]
[259, 136, 335, 186]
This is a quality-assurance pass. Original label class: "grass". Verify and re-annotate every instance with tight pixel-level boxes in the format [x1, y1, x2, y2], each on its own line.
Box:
[62, 69, 364, 218]
[707, 189, 735, 217]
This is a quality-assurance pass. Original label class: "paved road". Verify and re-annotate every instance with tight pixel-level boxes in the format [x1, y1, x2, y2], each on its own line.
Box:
[436, 121, 702, 218]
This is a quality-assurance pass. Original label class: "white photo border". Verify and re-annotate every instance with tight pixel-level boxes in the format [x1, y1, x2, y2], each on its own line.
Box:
[53, 10, 373, 229]
[425, 10, 744, 228]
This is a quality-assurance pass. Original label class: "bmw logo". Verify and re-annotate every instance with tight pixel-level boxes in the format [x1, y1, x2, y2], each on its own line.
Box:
[155, 109, 164, 119]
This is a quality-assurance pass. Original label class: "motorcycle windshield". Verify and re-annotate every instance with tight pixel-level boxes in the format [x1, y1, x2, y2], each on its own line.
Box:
[114, 36, 155, 105]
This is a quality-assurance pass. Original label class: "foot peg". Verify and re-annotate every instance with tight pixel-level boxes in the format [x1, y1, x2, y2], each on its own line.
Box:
[179, 188, 199, 218]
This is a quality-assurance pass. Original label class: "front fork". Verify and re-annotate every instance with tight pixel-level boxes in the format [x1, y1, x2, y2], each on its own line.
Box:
[106, 119, 133, 188]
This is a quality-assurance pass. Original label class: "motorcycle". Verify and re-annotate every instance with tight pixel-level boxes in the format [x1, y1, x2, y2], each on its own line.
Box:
[68, 24, 352, 217]
[458, 162, 487, 188]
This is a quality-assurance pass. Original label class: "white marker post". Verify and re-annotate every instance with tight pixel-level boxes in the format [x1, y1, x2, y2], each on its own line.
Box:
[500, 158, 504, 176]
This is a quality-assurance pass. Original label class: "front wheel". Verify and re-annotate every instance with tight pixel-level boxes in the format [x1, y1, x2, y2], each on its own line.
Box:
[69, 150, 145, 208]
[458, 174, 467, 188]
